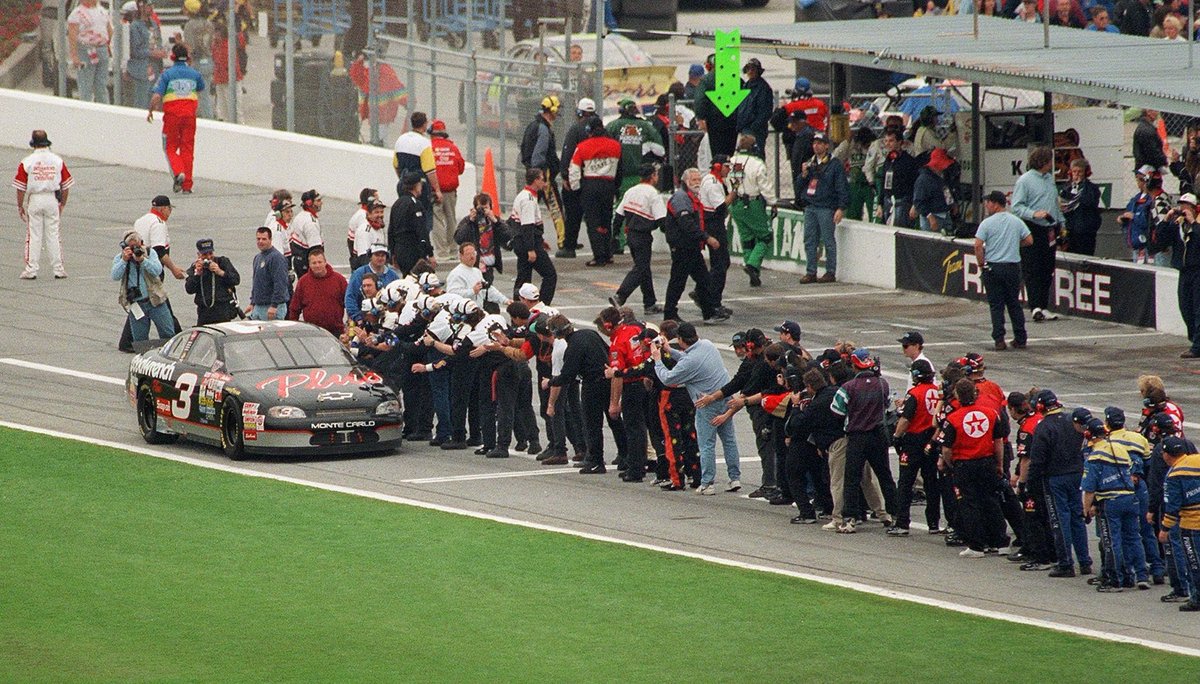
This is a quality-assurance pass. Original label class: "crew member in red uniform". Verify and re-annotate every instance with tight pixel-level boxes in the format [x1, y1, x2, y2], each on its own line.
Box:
[940, 378, 1010, 557]
[599, 305, 650, 482]
[13, 130, 73, 280]
[429, 120, 466, 261]
[890, 359, 942, 535]
[148, 44, 205, 194]
[568, 117, 622, 266]
[959, 351, 1024, 543]
[1010, 390, 1057, 569]
[769, 77, 829, 162]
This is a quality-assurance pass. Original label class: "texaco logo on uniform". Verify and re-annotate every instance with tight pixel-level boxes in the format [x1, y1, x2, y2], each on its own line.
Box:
[962, 410, 991, 438]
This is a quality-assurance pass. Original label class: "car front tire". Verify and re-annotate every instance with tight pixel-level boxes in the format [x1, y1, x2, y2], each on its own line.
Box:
[220, 399, 248, 461]
[137, 384, 177, 445]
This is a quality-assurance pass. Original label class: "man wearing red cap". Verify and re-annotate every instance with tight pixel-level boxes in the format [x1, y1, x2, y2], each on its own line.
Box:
[910, 147, 956, 234]
[429, 120, 465, 261]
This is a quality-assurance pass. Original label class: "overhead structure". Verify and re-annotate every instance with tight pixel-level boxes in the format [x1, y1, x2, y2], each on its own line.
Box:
[692, 15, 1200, 115]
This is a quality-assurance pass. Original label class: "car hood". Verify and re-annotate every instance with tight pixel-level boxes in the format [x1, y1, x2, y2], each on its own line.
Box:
[236, 367, 393, 405]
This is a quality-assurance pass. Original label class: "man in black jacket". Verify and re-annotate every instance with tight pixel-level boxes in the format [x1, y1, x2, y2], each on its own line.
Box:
[663, 169, 726, 324]
[1133, 107, 1167, 172]
[735, 58, 773, 157]
[184, 238, 240, 324]
[786, 366, 840, 523]
[694, 53, 737, 158]
[1157, 193, 1200, 358]
[557, 98, 599, 258]
[389, 173, 433, 275]
[877, 130, 919, 228]
[1028, 393, 1092, 577]
[546, 315, 612, 475]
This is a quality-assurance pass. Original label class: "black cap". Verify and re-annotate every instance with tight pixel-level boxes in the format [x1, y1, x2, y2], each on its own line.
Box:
[742, 57, 764, 74]
[151, 195, 172, 208]
[774, 320, 801, 338]
[1103, 406, 1126, 428]
[1071, 407, 1093, 425]
[731, 331, 748, 347]
[1035, 389, 1059, 408]
[984, 190, 1007, 205]
[195, 238, 214, 253]
[29, 130, 51, 147]
[712, 154, 730, 165]
[1163, 436, 1191, 456]
[1083, 418, 1107, 439]
[898, 331, 924, 346]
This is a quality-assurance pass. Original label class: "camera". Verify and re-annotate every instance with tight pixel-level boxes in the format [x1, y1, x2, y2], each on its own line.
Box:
[202, 258, 212, 267]
[125, 286, 141, 303]
[131, 246, 144, 258]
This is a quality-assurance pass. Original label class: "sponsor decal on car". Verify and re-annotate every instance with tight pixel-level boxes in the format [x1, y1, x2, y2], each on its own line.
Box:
[156, 398, 171, 416]
[130, 356, 177, 381]
[198, 371, 230, 409]
[256, 369, 385, 399]
[243, 428, 258, 441]
[242, 402, 260, 416]
[310, 420, 377, 430]
[317, 391, 354, 402]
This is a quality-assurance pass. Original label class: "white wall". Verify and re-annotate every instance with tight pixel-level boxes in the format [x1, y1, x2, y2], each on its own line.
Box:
[0, 88, 476, 218]
[1155, 269, 1188, 338]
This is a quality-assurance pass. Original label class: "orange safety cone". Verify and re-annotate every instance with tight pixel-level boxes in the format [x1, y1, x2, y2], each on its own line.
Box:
[481, 147, 500, 212]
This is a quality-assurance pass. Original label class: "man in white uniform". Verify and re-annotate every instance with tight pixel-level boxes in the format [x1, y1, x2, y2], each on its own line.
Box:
[13, 131, 73, 280]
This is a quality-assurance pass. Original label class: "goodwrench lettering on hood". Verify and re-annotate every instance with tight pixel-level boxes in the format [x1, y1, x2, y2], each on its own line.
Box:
[256, 369, 384, 399]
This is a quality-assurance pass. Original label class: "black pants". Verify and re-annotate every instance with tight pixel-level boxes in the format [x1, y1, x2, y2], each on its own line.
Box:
[982, 262, 1027, 344]
[547, 378, 584, 455]
[579, 377, 611, 467]
[1065, 224, 1098, 256]
[998, 477, 1025, 544]
[195, 303, 238, 326]
[513, 247, 557, 305]
[659, 387, 700, 487]
[561, 186, 583, 251]
[952, 458, 1009, 551]
[1020, 478, 1056, 563]
[787, 440, 832, 517]
[616, 230, 656, 308]
[620, 381, 649, 476]
[895, 431, 940, 529]
[664, 244, 716, 321]
[841, 428, 897, 521]
[747, 406, 776, 489]
[1019, 221, 1056, 312]
[401, 346, 434, 438]
[512, 362, 539, 447]
[450, 356, 481, 442]
[646, 386, 667, 479]
[581, 180, 616, 263]
[478, 358, 508, 450]
[1180, 268, 1200, 355]
[704, 210, 730, 307]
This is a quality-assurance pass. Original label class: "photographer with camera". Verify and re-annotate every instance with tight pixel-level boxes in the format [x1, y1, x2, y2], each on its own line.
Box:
[185, 238, 240, 325]
[112, 230, 177, 342]
[454, 193, 508, 283]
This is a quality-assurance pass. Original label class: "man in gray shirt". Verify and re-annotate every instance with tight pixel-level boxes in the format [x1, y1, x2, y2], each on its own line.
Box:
[653, 323, 741, 495]
[1010, 146, 1066, 322]
[975, 190, 1034, 351]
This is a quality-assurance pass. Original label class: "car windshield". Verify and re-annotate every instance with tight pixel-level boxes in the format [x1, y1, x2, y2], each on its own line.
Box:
[222, 334, 356, 373]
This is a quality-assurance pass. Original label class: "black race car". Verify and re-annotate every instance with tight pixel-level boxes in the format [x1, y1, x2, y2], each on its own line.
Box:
[127, 320, 403, 459]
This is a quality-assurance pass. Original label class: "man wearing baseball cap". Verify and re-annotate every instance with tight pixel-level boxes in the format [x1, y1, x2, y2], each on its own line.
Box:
[736, 58, 772, 157]
[975, 189, 1033, 351]
[606, 97, 665, 236]
[558, 97, 600, 258]
[1157, 192, 1200, 358]
[13, 130, 72, 280]
[185, 237, 240, 324]
[430, 120, 466, 261]
[798, 130, 848, 284]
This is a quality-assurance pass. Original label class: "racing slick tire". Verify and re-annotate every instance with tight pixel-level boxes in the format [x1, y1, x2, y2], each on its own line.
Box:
[137, 384, 178, 445]
[220, 398, 248, 461]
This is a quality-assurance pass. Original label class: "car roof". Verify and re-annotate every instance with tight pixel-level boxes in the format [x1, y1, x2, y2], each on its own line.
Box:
[201, 320, 316, 337]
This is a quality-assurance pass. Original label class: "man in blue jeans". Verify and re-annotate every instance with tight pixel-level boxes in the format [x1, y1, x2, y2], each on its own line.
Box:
[112, 230, 177, 342]
[652, 323, 740, 495]
[1029, 393, 1092, 577]
[797, 132, 848, 284]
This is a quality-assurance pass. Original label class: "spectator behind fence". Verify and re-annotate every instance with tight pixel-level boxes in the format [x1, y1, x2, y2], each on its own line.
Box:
[1087, 6, 1121, 32]
[833, 127, 876, 221]
[694, 53, 738, 159]
[429, 120, 465, 262]
[735, 58, 773, 157]
[1060, 158, 1103, 256]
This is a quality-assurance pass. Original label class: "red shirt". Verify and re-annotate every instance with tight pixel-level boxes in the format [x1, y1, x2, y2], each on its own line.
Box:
[608, 323, 647, 384]
[783, 97, 829, 131]
[903, 382, 940, 434]
[974, 378, 1006, 414]
[431, 137, 465, 192]
[287, 268, 348, 336]
[943, 404, 1000, 461]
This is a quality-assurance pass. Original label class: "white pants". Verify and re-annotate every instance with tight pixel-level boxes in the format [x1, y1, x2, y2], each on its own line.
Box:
[24, 193, 64, 277]
[214, 82, 244, 123]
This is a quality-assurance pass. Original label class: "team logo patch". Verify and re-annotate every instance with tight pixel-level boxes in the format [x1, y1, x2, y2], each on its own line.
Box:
[962, 410, 991, 439]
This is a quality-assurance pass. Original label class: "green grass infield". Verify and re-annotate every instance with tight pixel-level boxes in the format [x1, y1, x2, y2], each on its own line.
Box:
[2, 426, 1198, 681]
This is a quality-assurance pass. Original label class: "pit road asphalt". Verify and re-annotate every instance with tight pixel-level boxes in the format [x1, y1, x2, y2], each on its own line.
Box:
[2, 147, 1199, 651]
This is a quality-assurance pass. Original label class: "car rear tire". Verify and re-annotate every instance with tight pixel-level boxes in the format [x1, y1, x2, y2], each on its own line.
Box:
[137, 384, 177, 445]
[220, 399, 248, 461]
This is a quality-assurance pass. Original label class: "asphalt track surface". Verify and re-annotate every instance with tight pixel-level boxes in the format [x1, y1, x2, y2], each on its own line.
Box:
[3, 146, 1200, 653]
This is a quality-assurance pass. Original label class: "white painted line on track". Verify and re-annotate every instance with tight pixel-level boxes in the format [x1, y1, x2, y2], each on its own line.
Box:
[0, 358, 125, 386]
[3, 419, 1198, 659]
[919, 331, 1166, 347]
[403, 468, 579, 484]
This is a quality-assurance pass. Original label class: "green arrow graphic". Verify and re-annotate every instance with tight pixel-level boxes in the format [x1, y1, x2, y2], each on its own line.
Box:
[706, 29, 749, 117]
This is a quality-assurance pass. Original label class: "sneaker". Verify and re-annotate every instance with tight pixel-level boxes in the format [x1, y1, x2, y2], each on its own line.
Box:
[54, 273, 68, 279]
[886, 526, 910, 537]
[1180, 602, 1200, 612]
[718, 305, 734, 317]
[959, 548, 986, 558]
[944, 533, 966, 547]
[821, 520, 841, 531]
[983, 547, 1000, 555]
[536, 448, 556, 461]
[703, 312, 730, 324]
[1086, 577, 1103, 586]
[747, 486, 771, 499]
[767, 495, 795, 506]
[791, 515, 819, 524]
[726, 480, 742, 492]
[579, 463, 607, 474]
[645, 304, 664, 315]
[440, 440, 467, 450]
[1095, 583, 1124, 593]
[1007, 552, 1028, 563]
[1043, 310, 1060, 321]
[1137, 580, 1151, 590]
[173, 172, 185, 193]
[1161, 591, 1190, 603]
[1048, 566, 1076, 578]
[696, 484, 716, 496]
[465, 437, 483, 447]
[1020, 562, 1054, 571]
[554, 248, 576, 259]
[996, 545, 1015, 555]
[474, 446, 490, 455]
[526, 441, 541, 455]
[18, 272, 36, 280]
[836, 521, 857, 534]
[514, 441, 528, 452]
[1032, 307, 1045, 322]
[927, 527, 947, 535]
[744, 264, 763, 287]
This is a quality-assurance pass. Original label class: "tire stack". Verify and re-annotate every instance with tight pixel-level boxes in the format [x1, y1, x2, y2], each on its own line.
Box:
[271, 52, 359, 142]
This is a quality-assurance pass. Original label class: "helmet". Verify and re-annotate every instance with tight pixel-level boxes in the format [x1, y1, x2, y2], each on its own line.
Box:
[1082, 418, 1107, 441]
[183, 0, 201, 14]
[540, 95, 560, 114]
[793, 77, 811, 95]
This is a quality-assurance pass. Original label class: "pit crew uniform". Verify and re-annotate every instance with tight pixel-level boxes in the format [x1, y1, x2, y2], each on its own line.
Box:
[568, 132, 622, 264]
[1082, 435, 1147, 588]
[609, 321, 651, 477]
[728, 149, 771, 283]
[153, 57, 205, 192]
[13, 147, 73, 279]
[614, 181, 666, 310]
[941, 401, 1009, 553]
[1162, 451, 1200, 608]
[894, 380, 941, 531]
[289, 207, 323, 277]
[663, 185, 719, 322]
[510, 183, 557, 304]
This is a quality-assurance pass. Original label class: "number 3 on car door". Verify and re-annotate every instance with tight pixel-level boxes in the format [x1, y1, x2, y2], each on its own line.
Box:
[173, 372, 199, 420]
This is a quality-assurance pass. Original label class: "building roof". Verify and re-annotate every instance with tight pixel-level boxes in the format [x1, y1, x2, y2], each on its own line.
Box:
[692, 15, 1200, 114]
